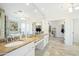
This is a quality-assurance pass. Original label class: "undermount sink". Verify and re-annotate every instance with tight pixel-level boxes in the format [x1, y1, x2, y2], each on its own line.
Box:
[5, 41, 26, 48]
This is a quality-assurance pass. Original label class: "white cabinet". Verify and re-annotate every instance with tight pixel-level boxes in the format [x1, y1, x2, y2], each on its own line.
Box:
[24, 47, 35, 56]
[35, 39, 44, 50]
[4, 42, 35, 56]
[4, 35, 49, 56]
[44, 35, 49, 46]
[64, 19, 74, 46]
[24, 42, 35, 56]
[35, 35, 49, 50]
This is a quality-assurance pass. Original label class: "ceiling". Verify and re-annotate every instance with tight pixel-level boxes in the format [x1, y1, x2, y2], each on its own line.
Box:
[0, 3, 43, 20]
[0, 3, 79, 21]
[35, 3, 70, 20]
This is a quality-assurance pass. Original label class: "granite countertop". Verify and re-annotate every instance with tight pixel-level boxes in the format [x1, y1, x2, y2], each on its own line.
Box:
[0, 34, 47, 56]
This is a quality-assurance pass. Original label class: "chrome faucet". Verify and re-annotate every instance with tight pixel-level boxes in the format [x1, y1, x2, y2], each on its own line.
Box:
[6, 36, 21, 43]
[6, 35, 13, 43]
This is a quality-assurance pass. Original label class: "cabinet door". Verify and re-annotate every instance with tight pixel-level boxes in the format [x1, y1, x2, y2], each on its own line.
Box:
[64, 19, 74, 46]
[5, 46, 27, 56]
[35, 39, 43, 46]
[5, 42, 35, 56]
[27, 50, 35, 56]
[35, 35, 49, 50]
[24, 42, 35, 56]
[24, 46, 35, 56]
[35, 39, 45, 50]
[44, 35, 49, 46]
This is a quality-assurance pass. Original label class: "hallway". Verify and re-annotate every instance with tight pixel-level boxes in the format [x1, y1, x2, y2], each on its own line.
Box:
[35, 37, 79, 56]
[0, 3, 79, 56]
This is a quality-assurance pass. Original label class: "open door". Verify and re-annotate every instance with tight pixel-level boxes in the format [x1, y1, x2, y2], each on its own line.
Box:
[64, 19, 74, 46]
[73, 18, 79, 44]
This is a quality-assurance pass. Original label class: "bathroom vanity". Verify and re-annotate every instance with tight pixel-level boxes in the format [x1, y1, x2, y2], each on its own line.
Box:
[0, 34, 49, 56]
[0, 11, 49, 56]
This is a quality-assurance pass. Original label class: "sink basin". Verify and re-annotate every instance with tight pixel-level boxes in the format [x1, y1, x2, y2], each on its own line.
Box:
[5, 41, 26, 48]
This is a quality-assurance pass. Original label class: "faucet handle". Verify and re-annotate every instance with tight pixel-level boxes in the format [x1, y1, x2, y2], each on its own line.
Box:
[6, 35, 13, 43]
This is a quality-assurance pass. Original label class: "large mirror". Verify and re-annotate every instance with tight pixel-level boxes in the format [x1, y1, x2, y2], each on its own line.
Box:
[9, 21, 18, 32]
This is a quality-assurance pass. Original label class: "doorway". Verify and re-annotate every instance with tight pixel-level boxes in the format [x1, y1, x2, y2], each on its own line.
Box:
[49, 20, 65, 43]
[73, 18, 79, 46]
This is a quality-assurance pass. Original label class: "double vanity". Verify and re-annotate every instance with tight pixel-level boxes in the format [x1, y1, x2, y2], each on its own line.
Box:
[0, 8, 49, 56]
[0, 34, 49, 56]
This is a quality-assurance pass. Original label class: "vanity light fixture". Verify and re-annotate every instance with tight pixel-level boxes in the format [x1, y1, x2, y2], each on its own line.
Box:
[26, 3, 30, 6]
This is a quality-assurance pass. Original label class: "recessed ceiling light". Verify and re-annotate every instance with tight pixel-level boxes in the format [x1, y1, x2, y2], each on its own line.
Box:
[36, 23, 41, 25]
[69, 7, 73, 12]
[41, 8, 45, 10]
[21, 17, 25, 20]
[34, 9, 38, 13]
[26, 15, 29, 17]
[26, 3, 30, 6]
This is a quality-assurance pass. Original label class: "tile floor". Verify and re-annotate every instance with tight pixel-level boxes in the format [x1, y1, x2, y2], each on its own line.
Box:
[35, 37, 79, 56]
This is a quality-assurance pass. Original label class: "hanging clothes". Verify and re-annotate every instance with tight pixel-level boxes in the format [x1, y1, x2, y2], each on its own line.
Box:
[61, 28, 64, 33]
